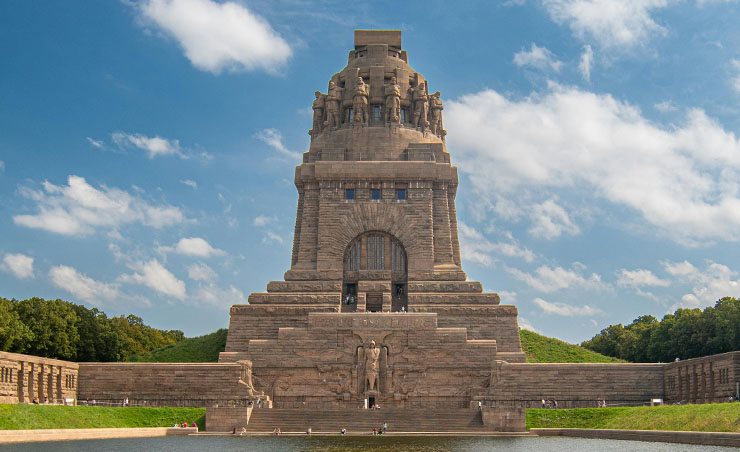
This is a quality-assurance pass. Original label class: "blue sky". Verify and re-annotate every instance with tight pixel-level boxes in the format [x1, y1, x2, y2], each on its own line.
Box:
[2, 0, 740, 343]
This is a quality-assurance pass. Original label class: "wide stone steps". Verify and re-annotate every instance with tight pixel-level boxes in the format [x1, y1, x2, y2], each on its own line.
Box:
[245, 408, 489, 433]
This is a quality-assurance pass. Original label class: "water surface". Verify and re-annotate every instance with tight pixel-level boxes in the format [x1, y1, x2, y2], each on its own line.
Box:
[2, 436, 736, 452]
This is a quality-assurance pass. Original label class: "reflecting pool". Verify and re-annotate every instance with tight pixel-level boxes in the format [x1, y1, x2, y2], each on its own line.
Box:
[1, 436, 736, 452]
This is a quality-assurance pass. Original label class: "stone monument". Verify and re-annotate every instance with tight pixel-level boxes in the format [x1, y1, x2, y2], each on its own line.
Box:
[219, 30, 525, 417]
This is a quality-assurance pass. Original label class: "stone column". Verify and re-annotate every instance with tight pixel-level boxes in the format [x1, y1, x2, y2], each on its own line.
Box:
[448, 189, 461, 266]
[17, 362, 25, 403]
[294, 186, 319, 270]
[56, 366, 63, 403]
[27, 363, 34, 403]
[432, 183, 453, 265]
[291, 190, 304, 266]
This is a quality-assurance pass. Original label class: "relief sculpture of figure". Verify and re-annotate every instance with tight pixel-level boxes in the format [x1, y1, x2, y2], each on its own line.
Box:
[310, 90, 325, 137]
[384, 76, 401, 124]
[365, 340, 380, 391]
[324, 81, 342, 129]
[352, 76, 369, 124]
[412, 82, 429, 131]
[429, 91, 444, 137]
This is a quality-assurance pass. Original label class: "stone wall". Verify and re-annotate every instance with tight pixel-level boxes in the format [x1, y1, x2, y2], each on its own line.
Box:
[477, 362, 666, 408]
[0, 351, 78, 404]
[77, 362, 252, 407]
[663, 351, 740, 404]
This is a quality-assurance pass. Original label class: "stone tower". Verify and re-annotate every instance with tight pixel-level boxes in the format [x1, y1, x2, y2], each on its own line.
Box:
[220, 30, 525, 410]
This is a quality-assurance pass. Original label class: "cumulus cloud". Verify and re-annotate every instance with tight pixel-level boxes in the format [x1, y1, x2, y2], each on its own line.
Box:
[663, 260, 740, 310]
[262, 230, 285, 244]
[121, 259, 186, 300]
[533, 297, 602, 316]
[518, 316, 539, 332]
[507, 263, 607, 292]
[13, 175, 184, 236]
[654, 100, 678, 112]
[513, 43, 563, 71]
[112, 132, 184, 159]
[187, 262, 217, 282]
[528, 198, 580, 239]
[1, 253, 34, 279]
[458, 222, 535, 266]
[138, 0, 291, 74]
[579, 44, 593, 82]
[445, 84, 740, 246]
[49, 265, 148, 307]
[193, 284, 246, 307]
[86, 137, 105, 149]
[542, 0, 670, 49]
[159, 237, 226, 257]
[253, 215, 278, 227]
[617, 268, 670, 287]
[255, 128, 302, 160]
[181, 179, 197, 189]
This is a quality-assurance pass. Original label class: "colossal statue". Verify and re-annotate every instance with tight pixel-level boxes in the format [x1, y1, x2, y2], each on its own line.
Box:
[384, 76, 401, 124]
[365, 340, 380, 392]
[311, 90, 325, 137]
[325, 81, 342, 128]
[429, 91, 444, 137]
[412, 82, 429, 131]
[352, 76, 369, 124]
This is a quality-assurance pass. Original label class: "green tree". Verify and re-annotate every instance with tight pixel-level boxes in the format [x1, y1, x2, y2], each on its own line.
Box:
[0, 298, 33, 352]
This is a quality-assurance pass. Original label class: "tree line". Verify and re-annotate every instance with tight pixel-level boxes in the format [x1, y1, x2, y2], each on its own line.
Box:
[582, 297, 740, 363]
[0, 297, 184, 362]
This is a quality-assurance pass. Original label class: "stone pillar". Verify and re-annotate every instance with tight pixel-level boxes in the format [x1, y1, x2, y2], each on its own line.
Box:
[37, 364, 45, 402]
[27, 363, 34, 403]
[294, 186, 319, 270]
[56, 366, 63, 403]
[709, 362, 715, 402]
[382, 293, 392, 312]
[677, 366, 683, 402]
[17, 362, 25, 403]
[432, 183, 453, 265]
[47, 367, 54, 403]
[291, 190, 304, 266]
[448, 189, 461, 266]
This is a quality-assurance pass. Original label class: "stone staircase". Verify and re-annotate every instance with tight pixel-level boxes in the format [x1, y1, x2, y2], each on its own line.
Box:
[245, 408, 490, 433]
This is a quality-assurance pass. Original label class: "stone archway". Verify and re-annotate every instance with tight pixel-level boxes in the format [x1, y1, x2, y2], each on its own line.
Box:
[343, 231, 407, 312]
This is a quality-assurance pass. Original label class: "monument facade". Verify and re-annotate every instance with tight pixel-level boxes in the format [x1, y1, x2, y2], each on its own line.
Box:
[218, 30, 525, 413]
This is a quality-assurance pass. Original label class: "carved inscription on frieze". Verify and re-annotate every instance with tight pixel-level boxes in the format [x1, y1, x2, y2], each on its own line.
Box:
[308, 313, 437, 330]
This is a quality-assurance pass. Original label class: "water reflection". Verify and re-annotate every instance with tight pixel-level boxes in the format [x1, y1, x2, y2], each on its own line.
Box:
[2, 436, 736, 452]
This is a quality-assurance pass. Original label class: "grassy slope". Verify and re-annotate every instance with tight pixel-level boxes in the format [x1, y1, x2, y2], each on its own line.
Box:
[0, 405, 205, 430]
[527, 404, 740, 432]
[519, 329, 625, 363]
[126, 329, 228, 363]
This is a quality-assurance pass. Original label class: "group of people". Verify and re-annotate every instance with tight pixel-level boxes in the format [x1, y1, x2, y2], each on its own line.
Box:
[174, 422, 197, 429]
[272, 427, 282, 435]
[343, 294, 356, 305]
[541, 399, 559, 409]
[596, 400, 608, 408]
[232, 426, 247, 435]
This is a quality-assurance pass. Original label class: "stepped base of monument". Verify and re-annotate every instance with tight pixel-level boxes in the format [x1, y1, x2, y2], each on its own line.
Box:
[206, 407, 525, 433]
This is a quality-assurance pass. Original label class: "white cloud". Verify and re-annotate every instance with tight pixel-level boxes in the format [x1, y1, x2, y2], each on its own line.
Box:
[0, 160, 4, 172]
[13, 175, 184, 236]
[193, 284, 246, 307]
[533, 297, 602, 316]
[2, 253, 34, 279]
[458, 222, 535, 266]
[253, 215, 278, 227]
[112, 132, 184, 159]
[49, 265, 148, 307]
[181, 179, 197, 189]
[138, 0, 291, 74]
[542, 0, 670, 49]
[187, 262, 217, 282]
[507, 263, 607, 292]
[262, 230, 284, 244]
[654, 100, 677, 112]
[528, 198, 580, 239]
[513, 43, 563, 71]
[446, 85, 740, 246]
[165, 237, 226, 257]
[579, 44, 593, 82]
[498, 290, 518, 303]
[731, 59, 740, 94]
[86, 137, 104, 149]
[518, 316, 538, 332]
[255, 128, 302, 160]
[617, 268, 670, 287]
[121, 259, 186, 300]
[664, 260, 740, 310]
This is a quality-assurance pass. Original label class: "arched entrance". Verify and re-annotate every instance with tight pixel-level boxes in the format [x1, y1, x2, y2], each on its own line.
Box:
[343, 231, 407, 312]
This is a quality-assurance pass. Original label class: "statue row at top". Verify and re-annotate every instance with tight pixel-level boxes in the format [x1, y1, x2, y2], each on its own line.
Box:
[310, 70, 445, 138]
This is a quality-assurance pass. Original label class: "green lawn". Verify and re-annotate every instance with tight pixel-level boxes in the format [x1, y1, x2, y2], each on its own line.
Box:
[527, 404, 740, 432]
[0, 404, 205, 430]
[520, 329, 625, 363]
[127, 328, 228, 363]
